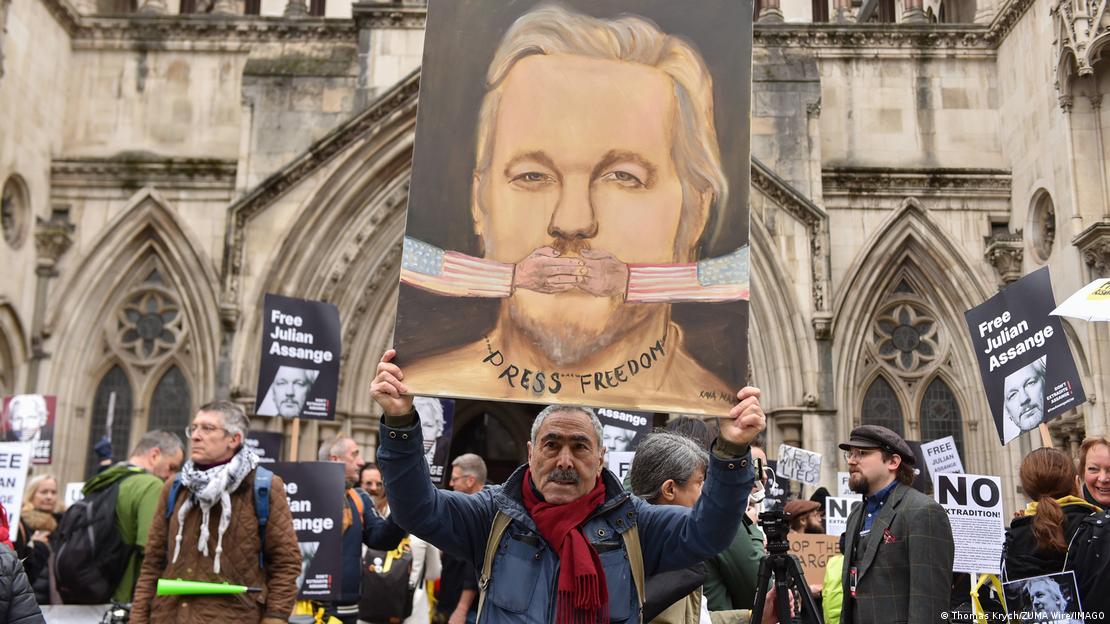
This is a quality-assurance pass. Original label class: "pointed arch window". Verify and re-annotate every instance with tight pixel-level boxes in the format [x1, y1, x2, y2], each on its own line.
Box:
[149, 366, 191, 433]
[87, 366, 134, 475]
[861, 376, 904, 436]
[919, 377, 965, 458]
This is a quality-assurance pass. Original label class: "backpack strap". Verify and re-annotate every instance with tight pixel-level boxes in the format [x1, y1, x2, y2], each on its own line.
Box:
[621, 523, 645, 621]
[164, 474, 183, 521]
[476, 511, 513, 624]
[254, 465, 273, 569]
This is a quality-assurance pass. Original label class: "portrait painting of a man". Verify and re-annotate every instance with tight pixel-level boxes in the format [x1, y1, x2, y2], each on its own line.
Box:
[394, 0, 751, 414]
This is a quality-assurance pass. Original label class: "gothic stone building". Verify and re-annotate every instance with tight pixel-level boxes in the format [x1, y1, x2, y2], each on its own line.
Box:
[1, 0, 1108, 508]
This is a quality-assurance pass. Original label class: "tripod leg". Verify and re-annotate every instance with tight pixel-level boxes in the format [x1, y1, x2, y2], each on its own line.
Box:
[784, 556, 823, 623]
[750, 555, 774, 623]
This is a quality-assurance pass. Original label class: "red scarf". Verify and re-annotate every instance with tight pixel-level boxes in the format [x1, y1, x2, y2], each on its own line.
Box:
[521, 469, 609, 624]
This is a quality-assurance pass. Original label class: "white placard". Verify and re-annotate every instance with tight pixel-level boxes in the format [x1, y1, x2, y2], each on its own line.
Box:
[836, 471, 860, 498]
[825, 496, 862, 537]
[777, 444, 821, 485]
[921, 436, 964, 477]
[0, 443, 32, 530]
[64, 482, 85, 507]
[607, 451, 635, 483]
[934, 473, 1004, 574]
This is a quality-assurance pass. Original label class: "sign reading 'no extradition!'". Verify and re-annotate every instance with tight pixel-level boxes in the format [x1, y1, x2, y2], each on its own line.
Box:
[964, 268, 1086, 445]
[255, 294, 341, 421]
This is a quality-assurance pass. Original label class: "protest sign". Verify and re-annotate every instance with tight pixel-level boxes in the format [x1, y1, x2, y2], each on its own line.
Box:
[1002, 571, 1084, 624]
[964, 267, 1086, 445]
[825, 496, 862, 537]
[269, 461, 344, 600]
[788, 532, 841, 586]
[836, 472, 859, 498]
[414, 396, 454, 486]
[777, 444, 821, 485]
[598, 407, 651, 483]
[934, 473, 1004, 574]
[256, 294, 341, 421]
[0, 443, 31, 529]
[392, 0, 754, 416]
[64, 482, 85, 507]
[246, 431, 285, 463]
[921, 436, 964, 477]
[2, 394, 55, 464]
[764, 460, 796, 511]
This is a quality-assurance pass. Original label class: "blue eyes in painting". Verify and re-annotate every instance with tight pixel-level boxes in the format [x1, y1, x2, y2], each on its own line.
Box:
[600, 170, 646, 188]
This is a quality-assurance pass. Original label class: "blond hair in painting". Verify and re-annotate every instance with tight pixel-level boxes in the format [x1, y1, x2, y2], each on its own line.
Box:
[473, 3, 727, 262]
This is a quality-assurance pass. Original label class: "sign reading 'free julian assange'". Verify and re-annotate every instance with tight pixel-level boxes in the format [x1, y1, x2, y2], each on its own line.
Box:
[255, 294, 342, 421]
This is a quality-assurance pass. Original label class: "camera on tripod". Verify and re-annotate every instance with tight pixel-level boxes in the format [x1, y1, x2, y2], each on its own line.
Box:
[758, 507, 791, 553]
[751, 507, 822, 623]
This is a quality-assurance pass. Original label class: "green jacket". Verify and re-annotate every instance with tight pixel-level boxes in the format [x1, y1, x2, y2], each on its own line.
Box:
[704, 514, 764, 611]
[83, 463, 165, 603]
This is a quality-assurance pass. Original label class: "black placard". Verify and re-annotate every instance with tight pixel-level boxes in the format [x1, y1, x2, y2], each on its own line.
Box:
[413, 396, 454, 486]
[964, 268, 1086, 445]
[2, 395, 56, 465]
[256, 294, 341, 420]
[269, 461, 345, 600]
[245, 431, 284, 463]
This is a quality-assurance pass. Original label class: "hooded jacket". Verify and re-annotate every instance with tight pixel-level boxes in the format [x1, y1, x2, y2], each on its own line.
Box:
[0, 544, 44, 624]
[82, 462, 166, 602]
[1003, 497, 1099, 582]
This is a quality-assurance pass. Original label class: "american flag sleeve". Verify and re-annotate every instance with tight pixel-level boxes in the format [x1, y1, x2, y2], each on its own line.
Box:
[400, 237, 514, 298]
[626, 246, 750, 303]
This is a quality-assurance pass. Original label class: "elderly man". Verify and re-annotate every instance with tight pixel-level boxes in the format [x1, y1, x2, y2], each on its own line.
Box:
[372, 349, 763, 624]
[131, 401, 301, 624]
[839, 425, 953, 624]
[396, 4, 750, 415]
[319, 436, 406, 624]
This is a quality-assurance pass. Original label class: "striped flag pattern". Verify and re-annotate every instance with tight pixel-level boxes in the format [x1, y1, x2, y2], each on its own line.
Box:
[400, 237, 513, 298]
[627, 246, 750, 303]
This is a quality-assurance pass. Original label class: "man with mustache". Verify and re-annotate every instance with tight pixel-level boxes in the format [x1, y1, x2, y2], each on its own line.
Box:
[396, 4, 749, 415]
[371, 349, 766, 624]
[838, 425, 953, 624]
[258, 366, 318, 417]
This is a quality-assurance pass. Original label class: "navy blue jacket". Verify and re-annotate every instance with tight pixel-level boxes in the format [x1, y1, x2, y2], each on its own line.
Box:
[377, 416, 755, 624]
[338, 488, 406, 605]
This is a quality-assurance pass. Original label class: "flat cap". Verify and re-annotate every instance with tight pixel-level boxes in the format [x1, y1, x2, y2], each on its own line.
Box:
[784, 499, 821, 519]
[838, 424, 915, 465]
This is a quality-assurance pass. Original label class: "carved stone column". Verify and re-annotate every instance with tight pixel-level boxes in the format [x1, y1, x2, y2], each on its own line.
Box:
[26, 210, 75, 390]
[211, 0, 235, 14]
[137, 0, 167, 14]
[758, 0, 784, 23]
[902, 0, 926, 23]
[984, 232, 1024, 287]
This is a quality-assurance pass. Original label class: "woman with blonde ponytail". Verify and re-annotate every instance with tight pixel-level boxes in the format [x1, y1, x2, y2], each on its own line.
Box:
[1003, 448, 1099, 581]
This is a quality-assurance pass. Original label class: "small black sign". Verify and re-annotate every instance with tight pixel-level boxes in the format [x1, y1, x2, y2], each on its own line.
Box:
[269, 461, 345, 600]
[256, 294, 341, 420]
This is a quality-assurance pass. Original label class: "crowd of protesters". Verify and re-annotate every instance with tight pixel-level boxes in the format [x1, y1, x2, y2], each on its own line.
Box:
[0, 354, 1104, 624]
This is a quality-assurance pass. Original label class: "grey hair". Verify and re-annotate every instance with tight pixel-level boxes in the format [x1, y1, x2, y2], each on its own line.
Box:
[473, 3, 727, 262]
[451, 453, 488, 484]
[318, 436, 353, 461]
[130, 429, 184, 458]
[198, 400, 250, 439]
[530, 405, 604, 448]
[629, 432, 709, 503]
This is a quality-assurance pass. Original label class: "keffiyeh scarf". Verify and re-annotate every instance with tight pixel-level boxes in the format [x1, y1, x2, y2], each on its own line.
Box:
[171, 445, 260, 573]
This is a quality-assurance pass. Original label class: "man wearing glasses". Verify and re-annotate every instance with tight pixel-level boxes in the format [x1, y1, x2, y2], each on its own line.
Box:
[131, 401, 302, 624]
[838, 425, 953, 624]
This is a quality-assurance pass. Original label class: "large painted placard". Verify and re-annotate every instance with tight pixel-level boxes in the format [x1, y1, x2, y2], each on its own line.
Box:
[393, 0, 753, 415]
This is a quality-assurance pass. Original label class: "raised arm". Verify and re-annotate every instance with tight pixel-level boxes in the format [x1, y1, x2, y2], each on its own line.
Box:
[372, 350, 496, 564]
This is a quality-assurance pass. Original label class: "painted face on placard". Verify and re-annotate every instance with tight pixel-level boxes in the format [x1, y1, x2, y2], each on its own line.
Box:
[475, 54, 709, 365]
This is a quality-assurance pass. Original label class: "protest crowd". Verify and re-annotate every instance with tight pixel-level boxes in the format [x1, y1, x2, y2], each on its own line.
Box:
[0, 349, 1103, 624]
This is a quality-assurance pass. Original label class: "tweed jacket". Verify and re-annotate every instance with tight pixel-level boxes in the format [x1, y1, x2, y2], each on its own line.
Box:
[840, 483, 954, 624]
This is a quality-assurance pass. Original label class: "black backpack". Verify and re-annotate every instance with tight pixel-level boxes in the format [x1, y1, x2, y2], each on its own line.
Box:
[53, 470, 141, 604]
[359, 536, 415, 623]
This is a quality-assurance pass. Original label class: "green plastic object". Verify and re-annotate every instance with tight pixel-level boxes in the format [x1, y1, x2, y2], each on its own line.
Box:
[156, 578, 261, 596]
